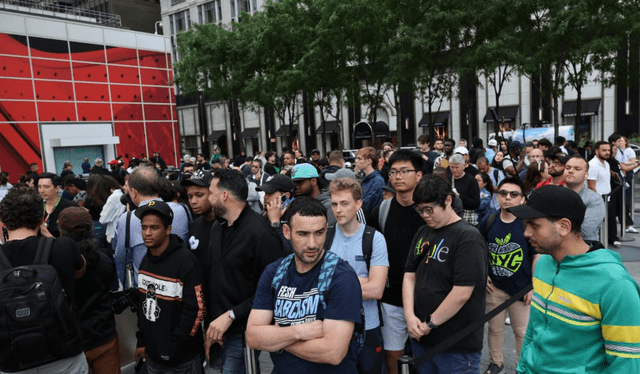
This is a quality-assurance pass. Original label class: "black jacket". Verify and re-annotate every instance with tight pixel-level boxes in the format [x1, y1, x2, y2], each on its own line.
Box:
[136, 235, 206, 367]
[203, 204, 284, 334]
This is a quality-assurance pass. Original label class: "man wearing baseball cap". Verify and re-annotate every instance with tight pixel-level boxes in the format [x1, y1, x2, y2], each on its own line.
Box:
[486, 139, 498, 163]
[536, 149, 567, 188]
[291, 163, 336, 225]
[181, 169, 215, 261]
[508, 186, 640, 374]
[133, 200, 207, 373]
[503, 141, 526, 177]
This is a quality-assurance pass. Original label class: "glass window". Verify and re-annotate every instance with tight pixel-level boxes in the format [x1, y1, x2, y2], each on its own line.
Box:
[217, 0, 222, 21]
[198, 5, 203, 24]
[199, 2, 216, 23]
[240, 0, 249, 13]
[230, 0, 236, 18]
[251, 0, 257, 12]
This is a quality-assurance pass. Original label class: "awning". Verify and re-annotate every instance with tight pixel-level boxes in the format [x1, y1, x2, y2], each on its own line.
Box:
[483, 106, 519, 123]
[354, 121, 389, 140]
[562, 99, 601, 118]
[241, 127, 259, 139]
[419, 111, 449, 127]
[316, 121, 339, 134]
[206, 130, 226, 142]
[275, 125, 294, 137]
[374, 121, 389, 138]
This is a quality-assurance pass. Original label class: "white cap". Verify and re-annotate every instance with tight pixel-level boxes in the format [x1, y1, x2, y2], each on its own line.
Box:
[454, 146, 469, 155]
[488, 139, 497, 147]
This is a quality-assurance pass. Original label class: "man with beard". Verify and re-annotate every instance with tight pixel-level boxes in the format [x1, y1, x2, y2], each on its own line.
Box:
[434, 138, 455, 168]
[509, 186, 640, 374]
[281, 151, 296, 174]
[478, 178, 539, 374]
[564, 155, 605, 241]
[290, 163, 335, 226]
[246, 197, 364, 374]
[203, 169, 284, 374]
[366, 150, 424, 374]
[181, 169, 215, 261]
[588, 141, 619, 246]
[503, 141, 527, 178]
[536, 151, 567, 188]
[109, 159, 127, 186]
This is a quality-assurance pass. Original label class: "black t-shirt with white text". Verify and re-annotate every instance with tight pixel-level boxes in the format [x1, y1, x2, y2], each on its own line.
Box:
[405, 220, 487, 352]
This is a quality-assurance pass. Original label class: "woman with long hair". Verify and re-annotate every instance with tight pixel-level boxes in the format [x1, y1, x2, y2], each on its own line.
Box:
[491, 151, 505, 172]
[475, 172, 494, 225]
[85, 174, 122, 249]
[523, 161, 546, 196]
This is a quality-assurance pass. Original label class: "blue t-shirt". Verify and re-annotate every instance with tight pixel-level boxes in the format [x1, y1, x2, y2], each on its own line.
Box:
[253, 253, 363, 374]
[328, 224, 388, 330]
[479, 216, 537, 296]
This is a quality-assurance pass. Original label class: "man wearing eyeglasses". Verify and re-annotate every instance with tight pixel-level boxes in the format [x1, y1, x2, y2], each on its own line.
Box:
[477, 178, 540, 374]
[536, 150, 567, 188]
[403, 175, 488, 374]
[367, 150, 425, 374]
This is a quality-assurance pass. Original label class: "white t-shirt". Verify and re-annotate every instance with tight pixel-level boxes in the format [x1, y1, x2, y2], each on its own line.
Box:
[587, 157, 611, 195]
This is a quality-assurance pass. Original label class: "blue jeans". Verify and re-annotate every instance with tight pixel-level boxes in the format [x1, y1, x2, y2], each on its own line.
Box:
[410, 340, 481, 374]
[221, 333, 246, 374]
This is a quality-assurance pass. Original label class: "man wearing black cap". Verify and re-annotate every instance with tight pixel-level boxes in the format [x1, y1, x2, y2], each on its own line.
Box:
[133, 200, 206, 373]
[503, 141, 526, 177]
[309, 149, 321, 168]
[181, 169, 215, 261]
[536, 150, 567, 188]
[508, 185, 640, 374]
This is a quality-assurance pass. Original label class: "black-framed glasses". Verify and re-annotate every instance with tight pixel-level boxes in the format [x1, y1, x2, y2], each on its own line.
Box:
[414, 203, 438, 215]
[497, 190, 522, 198]
[389, 169, 417, 178]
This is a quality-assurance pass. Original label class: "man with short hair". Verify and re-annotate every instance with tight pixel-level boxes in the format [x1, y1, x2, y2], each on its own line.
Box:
[246, 197, 364, 373]
[434, 138, 455, 168]
[91, 158, 110, 175]
[309, 149, 321, 168]
[181, 169, 215, 261]
[449, 154, 481, 225]
[417, 134, 439, 175]
[240, 156, 253, 178]
[27, 162, 39, 180]
[536, 151, 567, 188]
[478, 178, 539, 374]
[564, 155, 605, 241]
[509, 186, 640, 374]
[320, 150, 344, 186]
[81, 157, 91, 174]
[281, 150, 296, 173]
[0, 186, 87, 373]
[109, 159, 127, 186]
[291, 163, 335, 225]
[60, 161, 75, 179]
[486, 139, 498, 163]
[133, 200, 206, 373]
[537, 138, 552, 152]
[328, 178, 389, 374]
[203, 169, 284, 374]
[404, 175, 488, 373]
[588, 141, 619, 247]
[113, 166, 189, 286]
[367, 150, 424, 374]
[477, 157, 504, 212]
[196, 153, 211, 171]
[433, 139, 444, 155]
[39, 172, 76, 237]
[247, 159, 269, 186]
[356, 147, 385, 215]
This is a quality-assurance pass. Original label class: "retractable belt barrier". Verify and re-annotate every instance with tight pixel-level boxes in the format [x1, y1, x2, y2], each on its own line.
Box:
[398, 283, 533, 372]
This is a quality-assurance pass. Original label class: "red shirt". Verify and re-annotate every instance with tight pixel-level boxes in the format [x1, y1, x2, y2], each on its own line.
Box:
[536, 177, 566, 189]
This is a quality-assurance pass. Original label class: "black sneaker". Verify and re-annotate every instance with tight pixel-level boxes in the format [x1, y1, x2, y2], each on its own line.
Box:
[485, 362, 505, 374]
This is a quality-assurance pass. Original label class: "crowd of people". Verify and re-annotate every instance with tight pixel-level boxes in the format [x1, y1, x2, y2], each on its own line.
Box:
[0, 132, 640, 374]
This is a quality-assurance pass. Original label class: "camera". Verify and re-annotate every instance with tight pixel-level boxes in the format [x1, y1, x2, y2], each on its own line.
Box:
[111, 288, 139, 314]
[120, 193, 137, 209]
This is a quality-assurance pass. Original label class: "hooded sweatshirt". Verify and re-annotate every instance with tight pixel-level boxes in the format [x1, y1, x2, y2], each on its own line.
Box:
[136, 235, 206, 367]
[517, 245, 640, 374]
[360, 170, 384, 215]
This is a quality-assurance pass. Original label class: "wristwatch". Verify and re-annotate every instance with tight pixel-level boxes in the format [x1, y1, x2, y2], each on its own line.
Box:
[229, 309, 236, 320]
[426, 315, 439, 329]
[271, 222, 281, 228]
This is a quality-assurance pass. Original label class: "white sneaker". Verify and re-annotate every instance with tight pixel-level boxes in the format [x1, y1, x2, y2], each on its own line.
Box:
[614, 241, 622, 248]
[505, 317, 511, 325]
[626, 227, 639, 234]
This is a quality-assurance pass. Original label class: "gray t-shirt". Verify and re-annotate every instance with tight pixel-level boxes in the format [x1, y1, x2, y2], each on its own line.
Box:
[329, 223, 388, 330]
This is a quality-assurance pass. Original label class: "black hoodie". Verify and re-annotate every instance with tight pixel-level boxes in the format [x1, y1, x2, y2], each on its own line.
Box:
[136, 235, 206, 367]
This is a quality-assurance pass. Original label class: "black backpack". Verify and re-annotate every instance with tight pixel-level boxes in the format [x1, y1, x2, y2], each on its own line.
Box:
[0, 237, 83, 372]
[324, 225, 376, 269]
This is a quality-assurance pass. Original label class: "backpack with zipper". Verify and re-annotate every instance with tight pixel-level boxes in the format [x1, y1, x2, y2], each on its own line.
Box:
[0, 237, 83, 372]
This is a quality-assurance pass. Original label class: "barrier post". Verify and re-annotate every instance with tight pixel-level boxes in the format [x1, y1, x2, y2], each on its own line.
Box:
[244, 333, 258, 374]
[398, 354, 415, 374]
[632, 172, 636, 224]
[602, 194, 608, 246]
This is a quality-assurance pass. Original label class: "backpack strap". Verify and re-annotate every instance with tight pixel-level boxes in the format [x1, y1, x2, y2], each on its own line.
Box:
[493, 169, 499, 184]
[271, 253, 295, 295]
[33, 237, 54, 265]
[0, 242, 12, 270]
[483, 212, 499, 239]
[362, 225, 376, 270]
[125, 211, 132, 250]
[317, 251, 340, 310]
[324, 226, 337, 252]
[378, 199, 391, 234]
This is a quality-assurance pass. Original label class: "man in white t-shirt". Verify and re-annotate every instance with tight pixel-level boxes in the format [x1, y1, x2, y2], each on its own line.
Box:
[588, 141, 618, 246]
[610, 133, 637, 233]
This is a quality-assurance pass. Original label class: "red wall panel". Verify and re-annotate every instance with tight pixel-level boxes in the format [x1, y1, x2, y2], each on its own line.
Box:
[110, 84, 141, 103]
[142, 86, 171, 103]
[138, 50, 168, 69]
[145, 122, 177, 165]
[72, 62, 108, 83]
[34, 80, 74, 101]
[105, 47, 138, 66]
[0, 56, 32, 78]
[108, 65, 140, 85]
[0, 78, 34, 100]
[31, 58, 72, 80]
[114, 122, 146, 160]
[0, 101, 37, 121]
[77, 103, 112, 121]
[74, 82, 110, 102]
[113, 103, 143, 121]
[140, 68, 167, 86]
[143, 104, 171, 121]
[37, 102, 76, 121]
